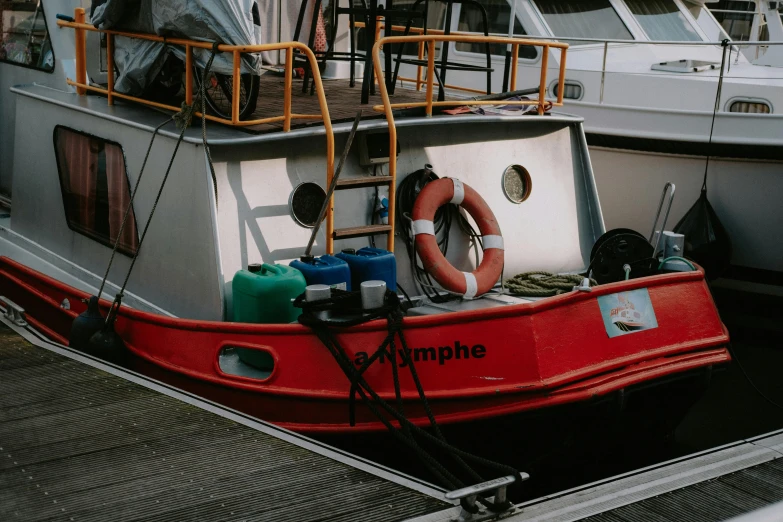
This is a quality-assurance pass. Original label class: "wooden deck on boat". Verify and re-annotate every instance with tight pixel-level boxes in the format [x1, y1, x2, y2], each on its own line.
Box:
[244, 76, 427, 133]
[0, 323, 449, 521]
[510, 430, 783, 521]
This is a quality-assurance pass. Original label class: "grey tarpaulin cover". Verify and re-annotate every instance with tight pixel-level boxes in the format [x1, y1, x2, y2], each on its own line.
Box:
[91, 0, 262, 95]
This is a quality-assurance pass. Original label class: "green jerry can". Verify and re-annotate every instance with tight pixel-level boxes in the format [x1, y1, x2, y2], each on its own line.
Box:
[231, 263, 306, 370]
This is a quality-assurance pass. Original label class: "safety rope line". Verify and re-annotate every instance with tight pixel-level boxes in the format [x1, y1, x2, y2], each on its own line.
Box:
[296, 290, 522, 513]
[96, 116, 173, 299]
[102, 42, 222, 327]
[506, 272, 596, 298]
[702, 39, 730, 192]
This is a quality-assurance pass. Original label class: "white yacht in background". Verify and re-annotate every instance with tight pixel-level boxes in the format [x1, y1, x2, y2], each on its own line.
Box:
[709, 0, 783, 64]
[373, 0, 783, 294]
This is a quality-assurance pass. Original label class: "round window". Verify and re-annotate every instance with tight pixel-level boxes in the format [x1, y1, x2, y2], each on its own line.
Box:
[289, 182, 326, 228]
[502, 165, 532, 204]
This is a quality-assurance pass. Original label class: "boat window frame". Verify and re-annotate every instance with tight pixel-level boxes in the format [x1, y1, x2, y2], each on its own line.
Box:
[725, 96, 773, 114]
[548, 78, 584, 100]
[684, 1, 732, 42]
[621, 0, 711, 43]
[527, 0, 640, 48]
[448, 2, 541, 64]
[0, 0, 55, 73]
[52, 125, 140, 257]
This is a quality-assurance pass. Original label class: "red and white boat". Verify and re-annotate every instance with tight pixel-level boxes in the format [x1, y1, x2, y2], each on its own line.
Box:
[0, 3, 728, 437]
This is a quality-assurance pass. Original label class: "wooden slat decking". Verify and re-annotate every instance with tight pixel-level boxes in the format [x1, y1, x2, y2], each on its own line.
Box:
[0, 325, 449, 522]
[244, 76, 427, 133]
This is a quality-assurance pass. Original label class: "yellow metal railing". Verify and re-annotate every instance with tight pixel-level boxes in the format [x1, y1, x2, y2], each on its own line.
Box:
[58, 8, 336, 253]
[57, 8, 333, 130]
[371, 34, 568, 249]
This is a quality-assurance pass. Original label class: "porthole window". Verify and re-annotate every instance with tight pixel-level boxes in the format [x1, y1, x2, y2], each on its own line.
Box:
[502, 165, 532, 204]
[551, 80, 584, 100]
[289, 182, 326, 228]
[53, 126, 139, 255]
[728, 99, 771, 114]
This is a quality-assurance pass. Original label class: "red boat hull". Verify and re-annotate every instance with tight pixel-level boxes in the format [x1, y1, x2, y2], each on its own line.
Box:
[0, 256, 730, 433]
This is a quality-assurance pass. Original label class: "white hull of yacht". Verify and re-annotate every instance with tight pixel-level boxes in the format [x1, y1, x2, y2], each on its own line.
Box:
[590, 146, 783, 287]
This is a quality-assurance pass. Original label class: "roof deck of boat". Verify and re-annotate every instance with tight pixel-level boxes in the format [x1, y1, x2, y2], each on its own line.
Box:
[0, 319, 451, 522]
[11, 75, 582, 146]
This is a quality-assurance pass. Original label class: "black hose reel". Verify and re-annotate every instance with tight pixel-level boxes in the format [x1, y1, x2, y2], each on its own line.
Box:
[589, 228, 656, 285]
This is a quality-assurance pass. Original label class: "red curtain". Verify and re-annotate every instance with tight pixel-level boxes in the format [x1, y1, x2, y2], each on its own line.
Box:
[105, 143, 138, 253]
[56, 129, 97, 233]
[55, 128, 138, 255]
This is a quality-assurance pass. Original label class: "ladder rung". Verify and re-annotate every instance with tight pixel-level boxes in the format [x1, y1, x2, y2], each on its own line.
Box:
[335, 176, 394, 190]
[333, 224, 392, 240]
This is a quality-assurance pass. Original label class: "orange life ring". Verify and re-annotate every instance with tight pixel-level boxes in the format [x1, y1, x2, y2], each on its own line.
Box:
[411, 178, 504, 298]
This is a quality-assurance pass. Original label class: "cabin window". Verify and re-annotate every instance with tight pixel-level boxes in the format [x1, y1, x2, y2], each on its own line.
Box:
[355, 1, 448, 57]
[685, 3, 730, 42]
[0, 1, 54, 71]
[625, 0, 701, 41]
[728, 99, 772, 113]
[456, 1, 537, 59]
[53, 127, 139, 256]
[532, 0, 634, 45]
[709, 1, 766, 42]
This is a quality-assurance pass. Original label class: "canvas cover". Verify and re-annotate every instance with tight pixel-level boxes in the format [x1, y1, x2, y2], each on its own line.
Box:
[91, 0, 263, 95]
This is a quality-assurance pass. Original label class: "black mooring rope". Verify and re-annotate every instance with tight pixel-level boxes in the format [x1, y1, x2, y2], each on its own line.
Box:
[296, 290, 522, 513]
[101, 42, 222, 326]
[701, 39, 730, 192]
[96, 115, 173, 299]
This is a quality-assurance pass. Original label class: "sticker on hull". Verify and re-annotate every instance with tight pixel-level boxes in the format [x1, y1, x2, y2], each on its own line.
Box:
[598, 288, 658, 338]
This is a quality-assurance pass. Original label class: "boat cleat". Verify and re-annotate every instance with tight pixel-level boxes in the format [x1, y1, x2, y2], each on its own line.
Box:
[445, 474, 526, 521]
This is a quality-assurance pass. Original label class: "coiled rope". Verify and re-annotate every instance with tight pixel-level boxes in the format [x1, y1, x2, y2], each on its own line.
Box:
[506, 272, 597, 298]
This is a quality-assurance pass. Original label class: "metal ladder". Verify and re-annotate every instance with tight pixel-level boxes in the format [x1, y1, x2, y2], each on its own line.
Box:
[325, 137, 396, 254]
[328, 173, 395, 252]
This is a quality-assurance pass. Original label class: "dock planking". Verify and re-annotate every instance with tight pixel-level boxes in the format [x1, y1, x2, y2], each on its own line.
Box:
[509, 429, 783, 522]
[0, 325, 449, 522]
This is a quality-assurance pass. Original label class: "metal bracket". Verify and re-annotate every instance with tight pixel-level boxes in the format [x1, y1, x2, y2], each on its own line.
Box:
[649, 182, 676, 255]
[0, 296, 27, 327]
[573, 277, 592, 292]
[445, 475, 526, 521]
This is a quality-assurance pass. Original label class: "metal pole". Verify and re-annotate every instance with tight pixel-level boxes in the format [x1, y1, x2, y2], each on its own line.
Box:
[305, 112, 363, 257]
[502, 0, 517, 93]
[75, 8, 87, 95]
[600, 41, 608, 104]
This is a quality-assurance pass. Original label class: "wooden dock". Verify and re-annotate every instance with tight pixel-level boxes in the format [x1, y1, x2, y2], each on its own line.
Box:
[0, 321, 451, 521]
[4, 308, 783, 522]
[510, 430, 783, 521]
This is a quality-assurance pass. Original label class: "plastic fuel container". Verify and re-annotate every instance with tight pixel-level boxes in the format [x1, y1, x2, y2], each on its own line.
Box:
[290, 255, 352, 290]
[336, 247, 397, 291]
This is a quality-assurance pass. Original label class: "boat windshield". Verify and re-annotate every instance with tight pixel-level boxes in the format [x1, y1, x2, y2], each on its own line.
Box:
[532, 0, 633, 45]
[457, 0, 537, 58]
[625, 0, 702, 41]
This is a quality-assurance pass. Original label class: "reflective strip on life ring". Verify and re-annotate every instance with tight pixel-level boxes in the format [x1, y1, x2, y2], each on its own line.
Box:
[412, 177, 504, 298]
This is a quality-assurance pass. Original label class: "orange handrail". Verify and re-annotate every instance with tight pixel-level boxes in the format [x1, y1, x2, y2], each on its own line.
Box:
[371, 34, 568, 251]
[57, 7, 336, 252]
